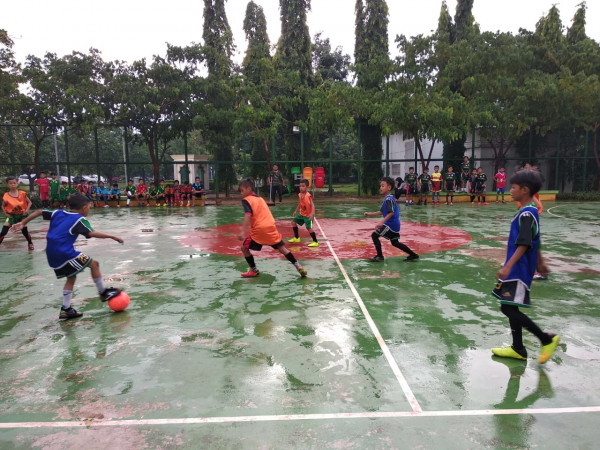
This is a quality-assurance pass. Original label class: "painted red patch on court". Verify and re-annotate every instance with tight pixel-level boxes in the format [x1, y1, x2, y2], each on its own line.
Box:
[179, 219, 471, 260]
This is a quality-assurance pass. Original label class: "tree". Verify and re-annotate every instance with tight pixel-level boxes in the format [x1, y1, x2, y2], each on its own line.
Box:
[273, 0, 314, 162]
[199, 0, 237, 194]
[312, 33, 351, 84]
[354, 0, 390, 194]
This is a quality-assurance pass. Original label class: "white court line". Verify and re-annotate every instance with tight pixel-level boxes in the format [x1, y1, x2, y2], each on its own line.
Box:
[1, 406, 599, 428]
[314, 218, 422, 413]
[547, 206, 600, 225]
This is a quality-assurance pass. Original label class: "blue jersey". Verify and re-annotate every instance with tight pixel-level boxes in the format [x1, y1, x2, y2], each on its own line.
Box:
[192, 182, 204, 191]
[380, 194, 400, 232]
[503, 204, 539, 288]
[42, 210, 93, 268]
[109, 187, 120, 195]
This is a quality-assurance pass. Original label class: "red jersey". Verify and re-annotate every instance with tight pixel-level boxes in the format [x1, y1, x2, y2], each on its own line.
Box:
[137, 184, 148, 194]
[494, 172, 506, 188]
[180, 185, 192, 194]
[77, 183, 88, 194]
[35, 177, 50, 194]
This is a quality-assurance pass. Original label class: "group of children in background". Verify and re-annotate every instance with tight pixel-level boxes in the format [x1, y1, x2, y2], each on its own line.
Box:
[395, 156, 508, 206]
[27, 172, 205, 209]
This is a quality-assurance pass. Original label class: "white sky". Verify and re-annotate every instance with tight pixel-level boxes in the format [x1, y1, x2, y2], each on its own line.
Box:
[3, 0, 599, 65]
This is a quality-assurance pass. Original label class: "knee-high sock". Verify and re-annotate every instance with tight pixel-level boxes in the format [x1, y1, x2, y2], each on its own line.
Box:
[309, 231, 318, 242]
[371, 232, 383, 257]
[391, 239, 417, 256]
[293, 226, 299, 238]
[285, 252, 299, 267]
[244, 255, 257, 271]
[62, 290, 73, 309]
[501, 304, 552, 350]
[22, 227, 32, 244]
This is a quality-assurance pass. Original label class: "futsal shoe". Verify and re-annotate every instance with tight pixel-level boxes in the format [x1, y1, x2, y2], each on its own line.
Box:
[241, 269, 260, 278]
[483, 202, 489, 205]
[28, 243, 34, 251]
[307, 242, 319, 247]
[287, 237, 301, 243]
[533, 272, 549, 280]
[297, 266, 308, 277]
[100, 287, 122, 302]
[538, 334, 560, 364]
[491, 345, 527, 360]
[404, 254, 419, 262]
[369, 256, 384, 262]
[59, 307, 83, 320]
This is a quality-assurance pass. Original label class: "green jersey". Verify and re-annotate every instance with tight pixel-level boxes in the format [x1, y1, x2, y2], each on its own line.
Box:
[405, 173, 418, 187]
[149, 187, 159, 196]
[418, 174, 431, 185]
[444, 172, 457, 182]
[125, 184, 136, 194]
[157, 185, 166, 194]
[49, 179, 60, 196]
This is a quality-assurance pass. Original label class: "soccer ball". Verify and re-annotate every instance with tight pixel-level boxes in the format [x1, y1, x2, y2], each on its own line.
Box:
[108, 291, 130, 312]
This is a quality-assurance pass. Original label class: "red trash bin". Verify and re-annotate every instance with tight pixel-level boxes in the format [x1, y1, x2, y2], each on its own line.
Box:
[315, 167, 325, 188]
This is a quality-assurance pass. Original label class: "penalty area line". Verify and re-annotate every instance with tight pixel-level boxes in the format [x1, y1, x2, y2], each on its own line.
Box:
[1, 406, 599, 429]
[313, 218, 422, 413]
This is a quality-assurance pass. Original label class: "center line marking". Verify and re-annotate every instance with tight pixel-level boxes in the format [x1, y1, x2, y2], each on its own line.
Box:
[314, 218, 422, 413]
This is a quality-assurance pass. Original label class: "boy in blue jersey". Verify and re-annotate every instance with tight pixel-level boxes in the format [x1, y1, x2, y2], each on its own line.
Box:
[364, 177, 419, 262]
[11, 193, 124, 320]
[491, 170, 559, 364]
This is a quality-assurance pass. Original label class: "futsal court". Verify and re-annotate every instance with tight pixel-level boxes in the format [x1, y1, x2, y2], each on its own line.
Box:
[0, 200, 599, 449]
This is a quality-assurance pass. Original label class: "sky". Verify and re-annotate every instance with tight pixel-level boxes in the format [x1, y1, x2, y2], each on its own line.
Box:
[3, 0, 599, 66]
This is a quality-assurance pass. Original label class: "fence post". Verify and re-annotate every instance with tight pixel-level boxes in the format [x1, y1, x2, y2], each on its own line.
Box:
[94, 127, 100, 185]
[184, 131, 189, 183]
[385, 135, 390, 176]
[357, 123, 361, 196]
[329, 135, 333, 196]
[583, 130, 589, 190]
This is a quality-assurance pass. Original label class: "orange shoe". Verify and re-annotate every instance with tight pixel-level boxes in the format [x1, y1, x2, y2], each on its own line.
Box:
[241, 269, 260, 278]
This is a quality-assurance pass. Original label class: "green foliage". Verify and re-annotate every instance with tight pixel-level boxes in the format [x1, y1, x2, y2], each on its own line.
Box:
[203, 0, 235, 78]
[312, 33, 351, 84]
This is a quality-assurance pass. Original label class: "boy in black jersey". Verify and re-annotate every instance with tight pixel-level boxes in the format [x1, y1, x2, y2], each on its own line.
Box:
[475, 167, 489, 205]
[404, 167, 418, 206]
[444, 166, 457, 205]
[417, 167, 431, 206]
[460, 156, 471, 192]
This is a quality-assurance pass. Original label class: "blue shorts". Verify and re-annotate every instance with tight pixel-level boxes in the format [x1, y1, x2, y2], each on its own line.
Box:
[497, 188, 505, 194]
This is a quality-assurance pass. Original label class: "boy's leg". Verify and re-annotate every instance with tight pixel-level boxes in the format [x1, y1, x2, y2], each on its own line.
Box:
[307, 226, 318, 246]
[391, 238, 419, 261]
[88, 259, 120, 301]
[21, 226, 33, 250]
[0, 224, 10, 245]
[445, 193, 449, 204]
[496, 304, 554, 359]
[496, 189, 500, 202]
[59, 276, 83, 319]
[277, 244, 307, 276]
[450, 192, 454, 204]
[371, 231, 384, 261]
[288, 223, 300, 242]
[241, 245, 259, 275]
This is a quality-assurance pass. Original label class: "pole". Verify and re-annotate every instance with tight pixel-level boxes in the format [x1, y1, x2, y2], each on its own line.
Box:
[555, 132, 560, 190]
[94, 127, 101, 186]
[357, 123, 361, 196]
[329, 135, 333, 196]
[53, 134, 60, 176]
[300, 129, 304, 170]
[583, 130, 589, 190]
[471, 127, 475, 163]
[184, 132, 189, 183]
[64, 127, 71, 187]
[121, 128, 128, 182]
[385, 136, 390, 176]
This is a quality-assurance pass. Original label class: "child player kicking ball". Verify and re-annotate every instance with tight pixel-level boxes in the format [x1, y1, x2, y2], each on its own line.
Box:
[364, 177, 419, 262]
[11, 193, 124, 320]
[491, 170, 559, 363]
[238, 178, 307, 278]
[288, 179, 319, 247]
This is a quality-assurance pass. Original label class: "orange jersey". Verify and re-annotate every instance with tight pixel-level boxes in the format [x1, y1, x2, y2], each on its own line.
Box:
[243, 194, 282, 245]
[3, 191, 28, 215]
[298, 192, 313, 217]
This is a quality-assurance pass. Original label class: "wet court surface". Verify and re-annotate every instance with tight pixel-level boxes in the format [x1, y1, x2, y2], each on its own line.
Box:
[0, 201, 599, 448]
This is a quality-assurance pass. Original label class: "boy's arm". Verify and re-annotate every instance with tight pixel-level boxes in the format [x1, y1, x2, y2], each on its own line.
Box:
[238, 214, 251, 240]
[87, 230, 124, 244]
[363, 211, 380, 217]
[11, 210, 44, 231]
[1, 200, 10, 218]
[497, 245, 527, 280]
[309, 197, 315, 221]
[376, 212, 394, 228]
[25, 195, 32, 215]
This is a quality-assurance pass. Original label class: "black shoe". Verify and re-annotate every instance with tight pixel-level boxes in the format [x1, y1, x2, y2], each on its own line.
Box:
[59, 307, 83, 320]
[100, 287, 121, 302]
[369, 256, 384, 262]
[404, 254, 419, 262]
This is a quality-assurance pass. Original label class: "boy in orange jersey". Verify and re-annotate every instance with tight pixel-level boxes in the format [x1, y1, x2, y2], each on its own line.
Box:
[238, 178, 307, 278]
[287, 179, 318, 247]
[1, 176, 34, 250]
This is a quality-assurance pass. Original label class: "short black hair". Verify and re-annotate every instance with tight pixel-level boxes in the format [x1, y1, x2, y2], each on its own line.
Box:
[113, 183, 118, 187]
[381, 176, 395, 188]
[50, 172, 56, 176]
[6, 176, 16, 183]
[434, 165, 439, 169]
[239, 177, 255, 191]
[510, 169, 542, 195]
[300, 179, 309, 185]
[409, 167, 414, 170]
[68, 193, 91, 210]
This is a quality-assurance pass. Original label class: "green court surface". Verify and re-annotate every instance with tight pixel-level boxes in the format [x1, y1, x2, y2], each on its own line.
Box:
[0, 201, 599, 449]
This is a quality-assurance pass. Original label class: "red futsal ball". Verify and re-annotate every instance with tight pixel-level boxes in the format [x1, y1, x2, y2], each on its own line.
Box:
[108, 291, 130, 312]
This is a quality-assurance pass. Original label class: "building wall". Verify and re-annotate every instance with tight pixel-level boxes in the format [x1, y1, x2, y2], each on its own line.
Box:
[381, 132, 444, 180]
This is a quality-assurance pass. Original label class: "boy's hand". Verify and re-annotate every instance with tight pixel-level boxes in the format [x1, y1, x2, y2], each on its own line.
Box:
[113, 236, 124, 244]
[363, 212, 368, 217]
[11, 223, 24, 232]
[496, 266, 510, 280]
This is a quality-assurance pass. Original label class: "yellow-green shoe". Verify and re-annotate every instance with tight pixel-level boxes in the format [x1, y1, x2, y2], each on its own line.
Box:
[288, 237, 301, 243]
[538, 334, 560, 364]
[297, 266, 307, 277]
[491, 345, 527, 360]
[307, 242, 319, 247]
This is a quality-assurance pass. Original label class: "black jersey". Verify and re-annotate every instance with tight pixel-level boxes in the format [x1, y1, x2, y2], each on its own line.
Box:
[405, 173, 418, 187]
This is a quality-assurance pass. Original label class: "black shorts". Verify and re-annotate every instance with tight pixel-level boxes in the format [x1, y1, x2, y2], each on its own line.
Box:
[445, 182, 455, 192]
[420, 185, 430, 194]
[492, 279, 531, 307]
[53, 253, 93, 279]
[406, 185, 417, 195]
[243, 236, 284, 251]
[194, 193, 204, 199]
[462, 171, 470, 181]
[374, 225, 400, 241]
